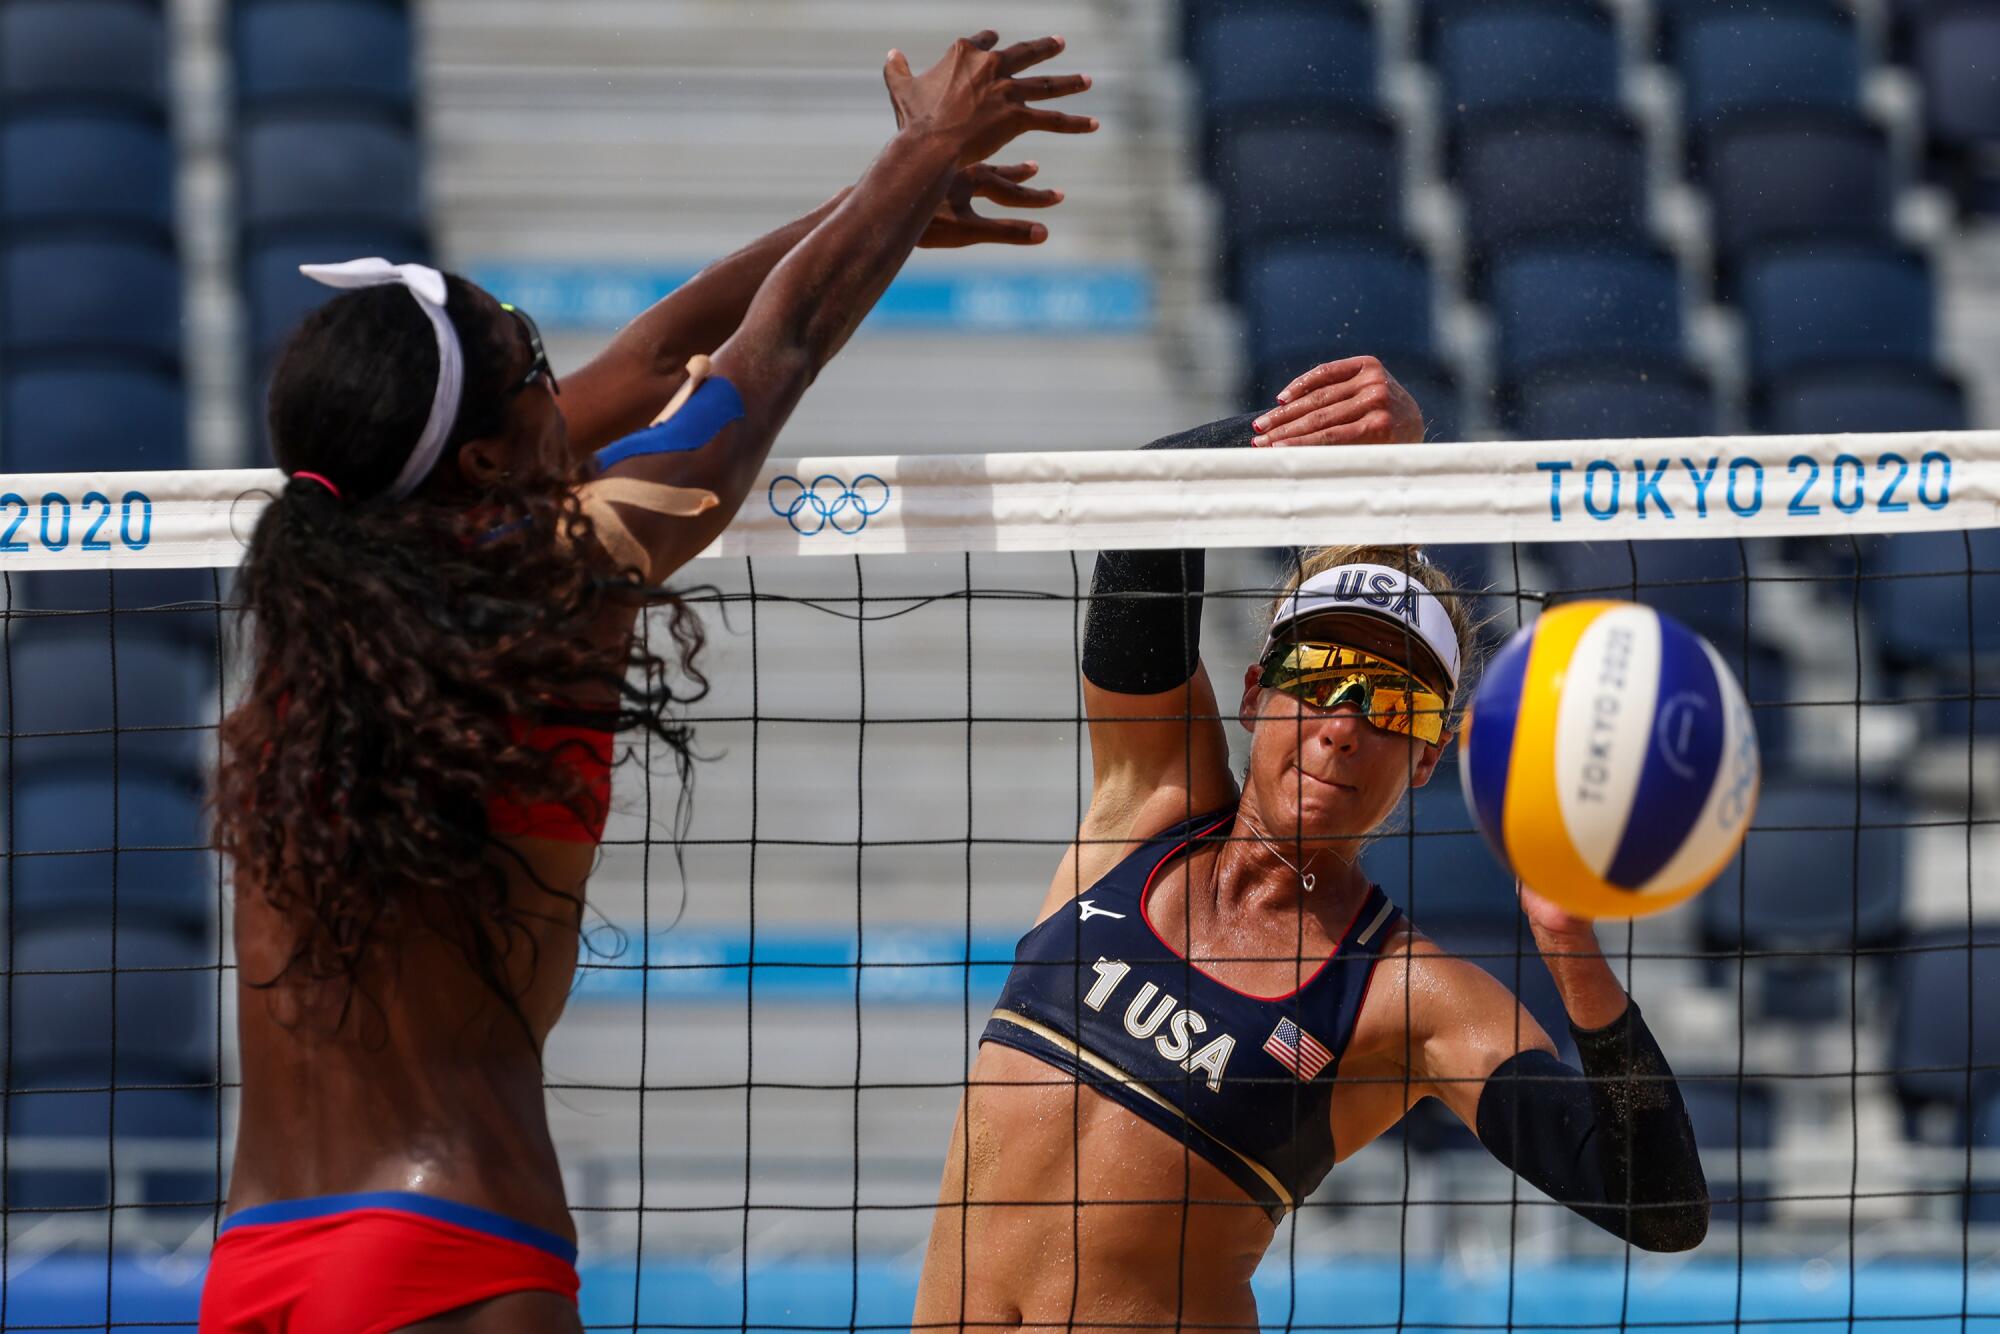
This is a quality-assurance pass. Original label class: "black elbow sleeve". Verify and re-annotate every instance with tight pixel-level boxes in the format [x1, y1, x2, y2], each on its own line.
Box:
[1474, 1006, 1710, 1252]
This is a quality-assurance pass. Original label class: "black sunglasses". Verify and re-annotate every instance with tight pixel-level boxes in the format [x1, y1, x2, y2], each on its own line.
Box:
[501, 303, 560, 399]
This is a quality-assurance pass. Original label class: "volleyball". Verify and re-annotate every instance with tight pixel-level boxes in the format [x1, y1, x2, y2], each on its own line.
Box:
[1459, 601, 1762, 920]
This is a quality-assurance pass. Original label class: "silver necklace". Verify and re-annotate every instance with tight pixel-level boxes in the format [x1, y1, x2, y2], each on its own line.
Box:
[1243, 821, 1319, 894]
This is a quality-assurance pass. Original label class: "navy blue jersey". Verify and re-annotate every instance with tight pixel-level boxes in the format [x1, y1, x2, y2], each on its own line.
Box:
[983, 807, 1403, 1223]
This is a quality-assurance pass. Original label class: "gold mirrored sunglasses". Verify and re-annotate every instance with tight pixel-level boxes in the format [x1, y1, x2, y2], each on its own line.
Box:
[1258, 641, 1450, 746]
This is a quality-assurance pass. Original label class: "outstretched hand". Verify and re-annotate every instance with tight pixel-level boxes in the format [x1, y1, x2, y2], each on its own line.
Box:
[884, 31, 1098, 170]
[1250, 356, 1425, 447]
[919, 161, 1063, 248]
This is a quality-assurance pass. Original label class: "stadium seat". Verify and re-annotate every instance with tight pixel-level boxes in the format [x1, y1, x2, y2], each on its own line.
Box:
[1699, 781, 1908, 1021]
[1365, 760, 1519, 930]
[1740, 243, 1935, 383]
[1972, 1083, 2000, 1223]
[1654, 0, 1853, 58]
[1706, 113, 1895, 279]
[1538, 539, 1753, 650]
[1489, 243, 1684, 384]
[1916, 2, 2000, 206]
[1759, 367, 1969, 435]
[0, 0, 167, 110]
[14, 569, 223, 655]
[9, 924, 213, 1082]
[1513, 362, 1718, 440]
[1243, 239, 1438, 379]
[2, 238, 182, 368]
[239, 114, 425, 237]
[10, 765, 213, 933]
[1676, 1, 1863, 145]
[3, 364, 189, 472]
[2, 624, 209, 772]
[1214, 110, 1401, 261]
[1859, 529, 2000, 667]
[7, 1079, 217, 1212]
[244, 230, 434, 368]
[1893, 923, 2000, 1128]
[1432, 0, 1621, 125]
[1456, 110, 1647, 277]
[1677, 1077, 1776, 1222]
[234, 0, 418, 114]
[0, 112, 174, 238]
[1192, 0, 1378, 126]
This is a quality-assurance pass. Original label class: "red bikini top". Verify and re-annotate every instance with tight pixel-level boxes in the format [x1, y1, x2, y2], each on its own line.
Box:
[267, 694, 617, 845]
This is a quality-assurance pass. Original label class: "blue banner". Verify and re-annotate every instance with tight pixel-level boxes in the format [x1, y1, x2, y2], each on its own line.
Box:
[570, 926, 1019, 1004]
[470, 263, 1154, 335]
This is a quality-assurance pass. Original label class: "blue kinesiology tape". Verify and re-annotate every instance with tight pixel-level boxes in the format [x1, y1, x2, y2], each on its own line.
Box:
[592, 376, 747, 474]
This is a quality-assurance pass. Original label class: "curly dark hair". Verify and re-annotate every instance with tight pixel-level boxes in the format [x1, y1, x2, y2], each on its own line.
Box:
[213, 275, 705, 1039]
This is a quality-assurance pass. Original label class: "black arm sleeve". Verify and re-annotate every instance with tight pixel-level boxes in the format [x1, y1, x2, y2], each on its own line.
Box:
[1473, 1002, 1711, 1252]
[1079, 413, 1259, 695]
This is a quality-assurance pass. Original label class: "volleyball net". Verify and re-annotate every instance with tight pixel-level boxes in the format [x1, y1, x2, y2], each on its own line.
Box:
[1, 431, 1998, 1331]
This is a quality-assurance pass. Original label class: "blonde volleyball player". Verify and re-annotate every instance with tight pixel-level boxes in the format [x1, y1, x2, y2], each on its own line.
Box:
[203, 32, 1094, 1334]
[914, 357, 1710, 1331]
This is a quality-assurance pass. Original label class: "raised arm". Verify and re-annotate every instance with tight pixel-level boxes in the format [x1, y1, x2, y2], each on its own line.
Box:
[1410, 893, 1711, 1252]
[580, 32, 1094, 590]
[1044, 358, 1426, 915]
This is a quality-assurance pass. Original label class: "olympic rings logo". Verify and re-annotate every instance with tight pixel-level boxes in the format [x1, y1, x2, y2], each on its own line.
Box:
[768, 473, 892, 536]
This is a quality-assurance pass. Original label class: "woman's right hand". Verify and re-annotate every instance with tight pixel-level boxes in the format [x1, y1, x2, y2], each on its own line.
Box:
[884, 31, 1098, 168]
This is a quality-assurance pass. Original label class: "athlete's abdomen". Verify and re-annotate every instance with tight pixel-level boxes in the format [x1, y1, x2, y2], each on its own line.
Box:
[914, 1043, 1269, 1331]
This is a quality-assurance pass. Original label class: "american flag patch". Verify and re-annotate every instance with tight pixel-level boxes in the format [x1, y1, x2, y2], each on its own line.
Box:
[1264, 1017, 1334, 1081]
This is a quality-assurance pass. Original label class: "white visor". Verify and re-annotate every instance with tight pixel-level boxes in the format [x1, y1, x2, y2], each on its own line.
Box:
[1263, 563, 1461, 694]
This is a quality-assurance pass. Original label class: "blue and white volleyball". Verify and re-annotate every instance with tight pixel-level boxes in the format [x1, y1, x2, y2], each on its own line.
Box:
[1458, 601, 1761, 920]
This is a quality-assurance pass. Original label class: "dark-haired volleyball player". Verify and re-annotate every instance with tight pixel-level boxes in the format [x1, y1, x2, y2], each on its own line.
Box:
[914, 357, 1711, 1331]
[201, 33, 1096, 1333]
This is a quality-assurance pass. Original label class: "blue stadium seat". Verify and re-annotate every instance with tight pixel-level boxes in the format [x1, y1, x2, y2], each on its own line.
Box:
[1972, 1083, 2000, 1223]
[14, 569, 223, 655]
[1893, 923, 2000, 1128]
[1, 113, 174, 238]
[1699, 781, 1907, 1021]
[2, 239, 182, 367]
[239, 114, 425, 237]
[2, 625, 209, 772]
[1859, 529, 2000, 667]
[1917, 3, 2000, 203]
[1457, 110, 1647, 275]
[234, 0, 418, 114]
[1537, 539, 1752, 649]
[1760, 367, 1968, 435]
[7, 1081, 217, 1212]
[1489, 243, 1684, 384]
[1678, 1077, 1776, 1222]
[1244, 239, 1438, 378]
[1654, 0, 1852, 58]
[1513, 362, 1717, 439]
[3, 365, 189, 472]
[0, 0, 167, 110]
[1366, 760, 1519, 929]
[1193, 0, 1378, 125]
[1740, 243, 1935, 383]
[10, 765, 213, 933]
[9, 924, 213, 1082]
[1677, 1, 1863, 143]
[1707, 113, 1894, 276]
[1215, 110, 1401, 259]
[245, 230, 434, 366]
[1432, 0, 1621, 124]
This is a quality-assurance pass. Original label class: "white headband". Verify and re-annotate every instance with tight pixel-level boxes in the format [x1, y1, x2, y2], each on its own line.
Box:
[1264, 563, 1462, 691]
[300, 257, 464, 502]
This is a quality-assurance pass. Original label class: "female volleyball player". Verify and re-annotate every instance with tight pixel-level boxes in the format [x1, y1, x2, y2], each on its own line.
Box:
[201, 32, 1094, 1333]
[913, 357, 1711, 1331]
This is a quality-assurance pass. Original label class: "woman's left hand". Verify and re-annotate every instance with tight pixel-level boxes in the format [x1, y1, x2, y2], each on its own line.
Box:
[917, 161, 1063, 248]
[1251, 356, 1425, 446]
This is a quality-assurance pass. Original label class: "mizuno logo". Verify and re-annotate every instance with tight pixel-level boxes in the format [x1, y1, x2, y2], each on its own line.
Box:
[1077, 900, 1125, 921]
